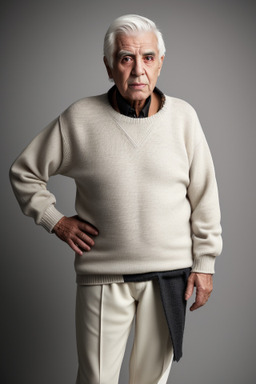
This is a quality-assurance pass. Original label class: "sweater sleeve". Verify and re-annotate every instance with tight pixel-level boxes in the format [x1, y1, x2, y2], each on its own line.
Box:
[187, 115, 223, 274]
[9, 117, 67, 233]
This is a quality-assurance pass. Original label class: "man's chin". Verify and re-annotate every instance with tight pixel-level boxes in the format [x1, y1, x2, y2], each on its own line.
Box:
[126, 91, 150, 103]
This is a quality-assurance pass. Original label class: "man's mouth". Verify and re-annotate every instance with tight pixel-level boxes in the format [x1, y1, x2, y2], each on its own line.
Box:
[128, 83, 146, 90]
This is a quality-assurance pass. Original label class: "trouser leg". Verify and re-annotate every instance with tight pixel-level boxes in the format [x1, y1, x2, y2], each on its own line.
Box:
[75, 284, 136, 384]
[129, 280, 173, 384]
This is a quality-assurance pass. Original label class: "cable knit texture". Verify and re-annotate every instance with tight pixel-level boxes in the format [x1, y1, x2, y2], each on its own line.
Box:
[10, 93, 222, 280]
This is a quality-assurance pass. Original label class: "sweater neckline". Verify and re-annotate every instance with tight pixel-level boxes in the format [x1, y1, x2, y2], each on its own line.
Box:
[104, 93, 169, 125]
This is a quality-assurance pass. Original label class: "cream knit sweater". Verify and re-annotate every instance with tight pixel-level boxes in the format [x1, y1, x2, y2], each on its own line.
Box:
[10, 93, 222, 283]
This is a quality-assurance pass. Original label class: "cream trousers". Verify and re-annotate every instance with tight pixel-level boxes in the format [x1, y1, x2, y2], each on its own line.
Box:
[75, 279, 173, 384]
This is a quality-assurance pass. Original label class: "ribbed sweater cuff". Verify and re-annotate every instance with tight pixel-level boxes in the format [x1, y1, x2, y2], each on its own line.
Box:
[192, 255, 216, 274]
[40, 205, 64, 233]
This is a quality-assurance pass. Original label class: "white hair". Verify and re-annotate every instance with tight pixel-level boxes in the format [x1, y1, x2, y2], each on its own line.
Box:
[104, 14, 166, 68]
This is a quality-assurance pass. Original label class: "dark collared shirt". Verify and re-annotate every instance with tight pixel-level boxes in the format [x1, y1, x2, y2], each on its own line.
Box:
[107, 85, 165, 118]
[116, 88, 151, 118]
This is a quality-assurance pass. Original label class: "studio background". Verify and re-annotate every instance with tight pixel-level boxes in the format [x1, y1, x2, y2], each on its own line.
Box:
[1, 0, 255, 383]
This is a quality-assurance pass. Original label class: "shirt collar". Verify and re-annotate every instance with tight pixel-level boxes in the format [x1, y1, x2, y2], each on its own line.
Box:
[107, 85, 165, 118]
[116, 88, 151, 118]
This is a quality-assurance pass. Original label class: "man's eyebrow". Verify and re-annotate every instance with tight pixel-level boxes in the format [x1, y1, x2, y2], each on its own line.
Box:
[116, 50, 157, 59]
[117, 50, 134, 58]
[143, 51, 156, 56]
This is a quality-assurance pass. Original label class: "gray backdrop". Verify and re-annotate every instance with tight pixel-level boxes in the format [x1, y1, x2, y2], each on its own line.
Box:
[2, 0, 256, 383]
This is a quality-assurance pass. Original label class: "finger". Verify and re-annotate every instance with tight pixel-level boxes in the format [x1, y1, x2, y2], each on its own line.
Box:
[190, 290, 210, 311]
[79, 222, 99, 236]
[190, 302, 199, 311]
[185, 275, 195, 301]
[67, 239, 85, 256]
[70, 237, 93, 254]
[78, 232, 95, 247]
[190, 295, 203, 311]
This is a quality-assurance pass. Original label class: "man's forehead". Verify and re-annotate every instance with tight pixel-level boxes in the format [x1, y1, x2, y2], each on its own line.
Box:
[114, 31, 159, 53]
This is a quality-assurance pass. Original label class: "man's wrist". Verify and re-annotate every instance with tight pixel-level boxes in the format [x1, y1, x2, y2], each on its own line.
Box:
[39, 205, 65, 233]
[192, 255, 216, 274]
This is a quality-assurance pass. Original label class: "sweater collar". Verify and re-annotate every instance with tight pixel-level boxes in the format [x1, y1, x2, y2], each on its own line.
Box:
[107, 85, 164, 118]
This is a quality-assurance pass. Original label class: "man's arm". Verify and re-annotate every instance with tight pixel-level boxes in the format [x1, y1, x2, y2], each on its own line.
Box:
[10, 118, 99, 255]
[185, 112, 222, 310]
[10, 118, 67, 232]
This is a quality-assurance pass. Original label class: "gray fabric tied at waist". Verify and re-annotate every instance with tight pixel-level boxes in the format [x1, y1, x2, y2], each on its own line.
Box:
[123, 267, 191, 362]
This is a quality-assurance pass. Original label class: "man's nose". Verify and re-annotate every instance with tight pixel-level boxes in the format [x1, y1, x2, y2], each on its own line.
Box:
[131, 59, 144, 76]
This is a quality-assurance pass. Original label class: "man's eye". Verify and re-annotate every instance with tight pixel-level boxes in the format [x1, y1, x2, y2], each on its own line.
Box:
[121, 57, 132, 63]
[145, 55, 154, 61]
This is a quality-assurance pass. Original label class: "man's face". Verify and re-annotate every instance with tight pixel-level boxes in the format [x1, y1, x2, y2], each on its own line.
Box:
[105, 31, 164, 104]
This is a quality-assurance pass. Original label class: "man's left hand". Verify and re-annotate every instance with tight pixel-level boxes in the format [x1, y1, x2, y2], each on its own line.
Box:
[185, 272, 213, 311]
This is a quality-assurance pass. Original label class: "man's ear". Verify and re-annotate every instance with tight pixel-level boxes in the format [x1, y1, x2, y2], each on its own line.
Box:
[158, 55, 164, 76]
[103, 57, 113, 79]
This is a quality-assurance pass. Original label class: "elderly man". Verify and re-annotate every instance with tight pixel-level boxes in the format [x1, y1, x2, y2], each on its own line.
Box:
[10, 14, 222, 384]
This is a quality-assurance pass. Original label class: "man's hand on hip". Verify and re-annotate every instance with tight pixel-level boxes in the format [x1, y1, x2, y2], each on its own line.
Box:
[185, 272, 213, 311]
[53, 215, 99, 255]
